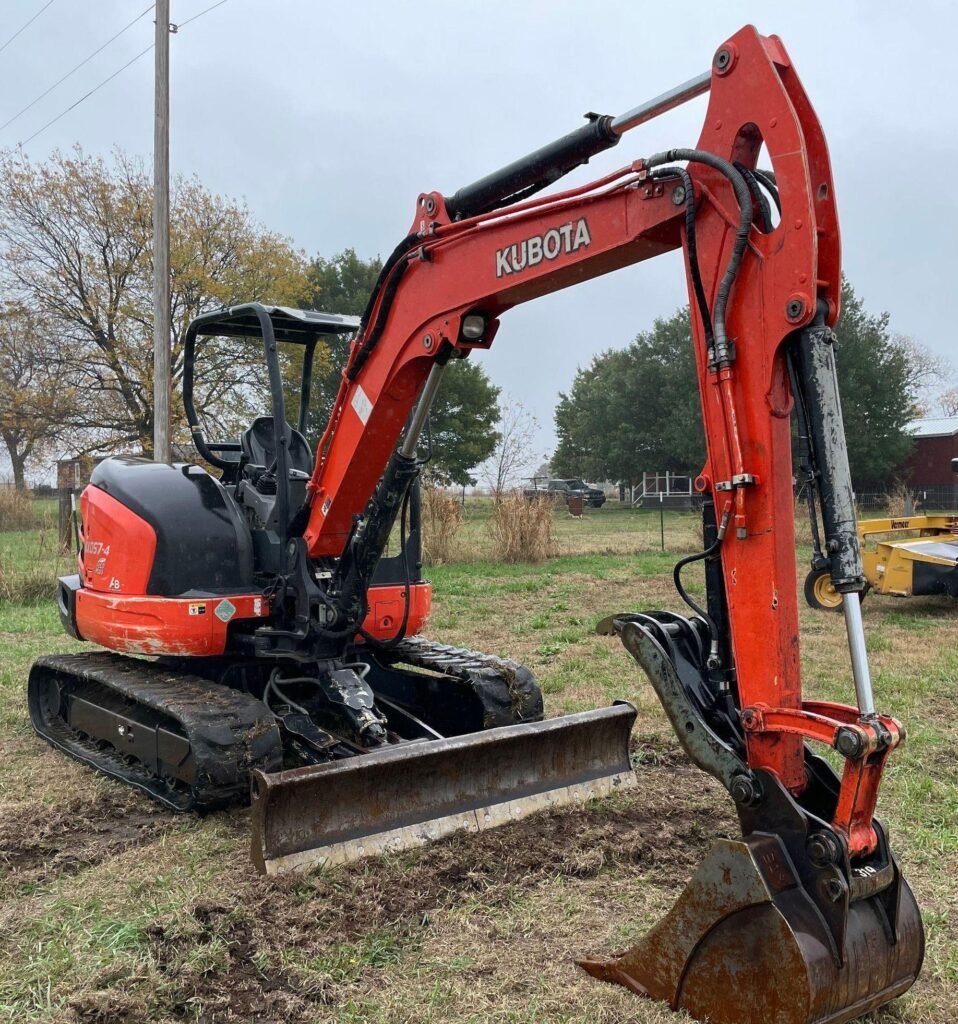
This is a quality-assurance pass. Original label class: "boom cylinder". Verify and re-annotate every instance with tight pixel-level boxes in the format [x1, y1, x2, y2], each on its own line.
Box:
[443, 67, 711, 221]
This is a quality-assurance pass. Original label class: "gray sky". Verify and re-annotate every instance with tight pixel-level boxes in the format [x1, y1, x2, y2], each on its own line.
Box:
[1, 0, 956, 464]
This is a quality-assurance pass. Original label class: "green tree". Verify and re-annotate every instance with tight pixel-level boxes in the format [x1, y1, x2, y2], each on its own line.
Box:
[296, 248, 384, 424]
[298, 249, 500, 485]
[834, 280, 923, 486]
[427, 360, 501, 486]
[552, 307, 704, 483]
[553, 285, 928, 490]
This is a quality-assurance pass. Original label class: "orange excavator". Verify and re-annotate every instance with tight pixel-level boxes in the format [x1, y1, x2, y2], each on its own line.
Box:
[28, 26, 923, 1024]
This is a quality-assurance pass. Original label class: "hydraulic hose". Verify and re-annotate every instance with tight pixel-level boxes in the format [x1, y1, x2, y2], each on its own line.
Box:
[645, 149, 753, 366]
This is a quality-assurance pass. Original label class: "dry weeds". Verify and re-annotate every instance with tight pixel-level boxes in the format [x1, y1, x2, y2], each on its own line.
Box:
[421, 487, 463, 566]
[491, 493, 557, 563]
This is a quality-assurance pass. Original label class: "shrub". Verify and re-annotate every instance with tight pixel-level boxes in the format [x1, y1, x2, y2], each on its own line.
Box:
[421, 486, 463, 565]
[492, 492, 556, 564]
[0, 486, 43, 531]
[881, 483, 919, 518]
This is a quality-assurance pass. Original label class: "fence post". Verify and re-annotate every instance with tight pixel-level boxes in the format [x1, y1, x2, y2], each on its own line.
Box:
[660, 493, 665, 550]
[56, 459, 81, 552]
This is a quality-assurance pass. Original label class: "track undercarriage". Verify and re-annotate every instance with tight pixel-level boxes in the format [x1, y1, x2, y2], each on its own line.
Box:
[28, 637, 637, 874]
[28, 636, 548, 811]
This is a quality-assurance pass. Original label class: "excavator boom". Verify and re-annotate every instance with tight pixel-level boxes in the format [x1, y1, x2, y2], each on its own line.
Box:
[260, 23, 920, 1022]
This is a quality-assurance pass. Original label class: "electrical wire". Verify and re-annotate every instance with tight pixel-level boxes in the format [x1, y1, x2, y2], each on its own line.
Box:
[0, 0, 59, 57]
[19, 43, 153, 146]
[1, 3, 155, 133]
[177, 0, 229, 28]
[17, 0, 230, 147]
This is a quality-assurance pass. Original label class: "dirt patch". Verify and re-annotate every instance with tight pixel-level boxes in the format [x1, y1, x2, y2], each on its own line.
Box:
[272, 761, 724, 938]
[0, 787, 173, 891]
[147, 761, 724, 994]
[67, 988, 149, 1024]
[96, 758, 730, 1022]
[145, 904, 335, 1024]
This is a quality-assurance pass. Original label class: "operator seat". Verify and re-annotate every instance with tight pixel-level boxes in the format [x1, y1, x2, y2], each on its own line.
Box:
[240, 416, 313, 476]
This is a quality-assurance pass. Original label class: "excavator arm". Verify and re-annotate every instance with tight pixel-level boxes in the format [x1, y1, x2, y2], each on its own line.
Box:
[288, 25, 922, 1023]
[304, 24, 864, 846]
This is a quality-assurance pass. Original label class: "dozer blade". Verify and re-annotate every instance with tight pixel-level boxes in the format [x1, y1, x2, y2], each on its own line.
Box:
[251, 701, 636, 875]
[579, 834, 925, 1024]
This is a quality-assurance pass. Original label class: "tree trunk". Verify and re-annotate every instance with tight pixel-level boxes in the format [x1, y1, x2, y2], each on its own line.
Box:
[11, 454, 25, 491]
[1, 430, 28, 490]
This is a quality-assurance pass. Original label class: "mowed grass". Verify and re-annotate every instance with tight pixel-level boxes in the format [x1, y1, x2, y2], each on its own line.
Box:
[0, 499, 955, 1022]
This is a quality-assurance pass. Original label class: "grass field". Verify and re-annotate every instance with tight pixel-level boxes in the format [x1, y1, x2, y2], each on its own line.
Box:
[0, 501, 955, 1023]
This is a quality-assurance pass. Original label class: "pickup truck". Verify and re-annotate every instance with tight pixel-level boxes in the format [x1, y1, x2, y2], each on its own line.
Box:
[524, 478, 607, 508]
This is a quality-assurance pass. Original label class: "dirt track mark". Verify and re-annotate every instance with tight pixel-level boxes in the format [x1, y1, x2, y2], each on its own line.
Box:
[145, 904, 334, 1024]
[0, 787, 173, 891]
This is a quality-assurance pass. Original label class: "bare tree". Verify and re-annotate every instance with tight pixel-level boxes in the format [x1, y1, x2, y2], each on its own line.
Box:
[938, 387, 958, 418]
[892, 334, 950, 417]
[0, 147, 307, 454]
[0, 303, 76, 489]
[482, 399, 540, 500]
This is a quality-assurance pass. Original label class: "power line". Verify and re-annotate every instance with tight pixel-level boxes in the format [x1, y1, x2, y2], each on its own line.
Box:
[1, 4, 156, 133]
[0, 0, 59, 57]
[17, 0, 230, 148]
[20, 43, 154, 146]
[177, 0, 229, 29]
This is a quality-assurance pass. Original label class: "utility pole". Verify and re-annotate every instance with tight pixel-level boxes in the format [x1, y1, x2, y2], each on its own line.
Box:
[152, 0, 172, 462]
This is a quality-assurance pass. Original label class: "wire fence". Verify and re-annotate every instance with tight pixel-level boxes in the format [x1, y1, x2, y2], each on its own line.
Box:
[856, 484, 958, 514]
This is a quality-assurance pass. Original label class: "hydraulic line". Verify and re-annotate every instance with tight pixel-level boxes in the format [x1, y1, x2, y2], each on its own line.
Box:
[653, 166, 714, 350]
[735, 163, 774, 233]
[673, 504, 731, 667]
[648, 150, 754, 537]
[644, 148, 753, 365]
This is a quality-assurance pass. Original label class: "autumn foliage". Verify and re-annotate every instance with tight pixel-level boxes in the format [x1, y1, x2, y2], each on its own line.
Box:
[0, 147, 308, 475]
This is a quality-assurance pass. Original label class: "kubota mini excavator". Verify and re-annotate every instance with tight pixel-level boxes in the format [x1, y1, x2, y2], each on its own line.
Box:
[29, 25, 924, 1024]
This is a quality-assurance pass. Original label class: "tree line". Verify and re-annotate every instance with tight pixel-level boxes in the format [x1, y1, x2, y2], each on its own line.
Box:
[552, 281, 950, 490]
[2, 148, 945, 495]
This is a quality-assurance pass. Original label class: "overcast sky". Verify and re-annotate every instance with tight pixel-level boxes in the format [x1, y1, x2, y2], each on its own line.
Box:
[1, 0, 956, 465]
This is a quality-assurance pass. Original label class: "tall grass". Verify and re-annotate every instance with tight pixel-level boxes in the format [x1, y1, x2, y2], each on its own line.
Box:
[421, 487, 463, 565]
[0, 487, 46, 531]
[0, 526, 62, 603]
[491, 493, 557, 564]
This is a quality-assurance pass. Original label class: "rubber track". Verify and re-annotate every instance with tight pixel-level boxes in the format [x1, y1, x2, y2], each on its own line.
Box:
[376, 636, 544, 726]
[28, 652, 282, 812]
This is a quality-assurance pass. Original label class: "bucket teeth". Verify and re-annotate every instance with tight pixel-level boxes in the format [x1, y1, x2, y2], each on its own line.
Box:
[580, 835, 924, 1024]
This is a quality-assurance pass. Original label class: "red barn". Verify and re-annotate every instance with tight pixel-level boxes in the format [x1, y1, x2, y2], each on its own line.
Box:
[905, 417, 958, 508]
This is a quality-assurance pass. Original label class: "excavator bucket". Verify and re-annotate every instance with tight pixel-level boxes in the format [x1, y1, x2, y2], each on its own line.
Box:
[579, 835, 924, 1024]
[579, 615, 925, 1024]
[251, 701, 637, 874]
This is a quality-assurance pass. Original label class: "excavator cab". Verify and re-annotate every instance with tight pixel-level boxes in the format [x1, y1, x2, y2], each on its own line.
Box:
[178, 302, 430, 638]
[182, 306, 358, 558]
